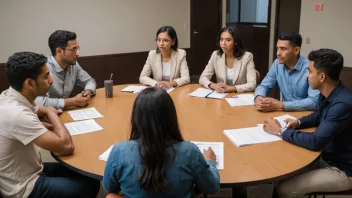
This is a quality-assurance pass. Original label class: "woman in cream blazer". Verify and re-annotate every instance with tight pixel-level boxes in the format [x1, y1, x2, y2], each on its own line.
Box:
[199, 26, 256, 93]
[139, 26, 190, 88]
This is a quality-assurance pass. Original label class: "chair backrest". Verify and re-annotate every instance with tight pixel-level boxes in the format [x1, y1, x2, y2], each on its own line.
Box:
[255, 70, 260, 85]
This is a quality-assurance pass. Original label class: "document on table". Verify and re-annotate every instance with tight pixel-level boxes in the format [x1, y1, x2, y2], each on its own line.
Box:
[225, 94, 255, 106]
[223, 127, 282, 147]
[188, 88, 228, 99]
[68, 107, 103, 121]
[99, 145, 114, 161]
[274, 114, 297, 128]
[65, 119, 103, 136]
[121, 85, 147, 93]
[191, 141, 224, 170]
[166, 87, 175, 93]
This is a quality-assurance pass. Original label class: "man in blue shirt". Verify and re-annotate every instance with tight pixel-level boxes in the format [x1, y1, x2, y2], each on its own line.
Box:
[254, 32, 319, 112]
[264, 49, 352, 197]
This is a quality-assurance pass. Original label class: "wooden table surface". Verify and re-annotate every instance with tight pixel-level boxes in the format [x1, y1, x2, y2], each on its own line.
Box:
[54, 84, 320, 187]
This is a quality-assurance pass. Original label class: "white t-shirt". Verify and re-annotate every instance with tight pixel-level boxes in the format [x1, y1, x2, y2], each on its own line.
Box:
[226, 67, 234, 85]
[0, 87, 47, 198]
[162, 61, 171, 81]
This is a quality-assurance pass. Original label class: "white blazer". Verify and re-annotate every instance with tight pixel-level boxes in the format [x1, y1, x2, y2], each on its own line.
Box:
[139, 49, 190, 87]
[199, 51, 257, 92]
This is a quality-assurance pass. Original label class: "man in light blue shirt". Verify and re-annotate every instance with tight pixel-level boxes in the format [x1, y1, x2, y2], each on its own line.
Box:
[254, 32, 319, 112]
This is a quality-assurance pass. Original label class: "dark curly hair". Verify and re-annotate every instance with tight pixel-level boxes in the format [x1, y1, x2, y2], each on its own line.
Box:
[5, 52, 47, 91]
[278, 32, 302, 47]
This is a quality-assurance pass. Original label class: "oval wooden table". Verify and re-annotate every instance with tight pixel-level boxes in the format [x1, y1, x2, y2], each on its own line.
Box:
[53, 84, 320, 196]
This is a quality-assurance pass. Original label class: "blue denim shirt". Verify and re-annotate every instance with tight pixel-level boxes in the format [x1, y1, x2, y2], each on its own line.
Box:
[283, 82, 352, 176]
[254, 56, 319, 111]
[103, 141, 220, 198]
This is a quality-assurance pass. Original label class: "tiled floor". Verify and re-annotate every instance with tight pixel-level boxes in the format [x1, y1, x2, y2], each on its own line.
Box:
[41, 149, 352, 198]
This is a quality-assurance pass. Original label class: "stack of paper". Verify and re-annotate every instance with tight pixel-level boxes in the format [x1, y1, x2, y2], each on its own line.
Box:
[99, 145, 114, 161]
[191, 141, 224, 170]
[225, 94, 255, 106]
[68, 107, 103, 121]
[64, 119, 104, 136]
[188, 88, 228, 99]
[165, 87, 175, 93]
[223, 127, 282, 147]
[121, 85, 147, 93]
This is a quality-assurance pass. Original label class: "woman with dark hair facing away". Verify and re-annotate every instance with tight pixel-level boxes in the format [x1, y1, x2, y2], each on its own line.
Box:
[199, 26, 257, 93]
[139, 26, 190, 89]
[103, 87, 220, 198]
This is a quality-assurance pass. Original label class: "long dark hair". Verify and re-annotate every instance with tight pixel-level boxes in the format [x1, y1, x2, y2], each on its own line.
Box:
[155, 26, 178, 53]
[130, 87, 184, 193]
[216, 26, 246, 58]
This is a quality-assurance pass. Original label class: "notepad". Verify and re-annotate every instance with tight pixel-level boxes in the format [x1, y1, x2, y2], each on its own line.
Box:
[68, 107, 103, 121]
[121, 85, 147, 93]
[191, 141, 224, 170]
[64, 119, 103, 136]
[225, 94, 255, 106]
[99, 145, 113, 161]
[188, 88, 228, 99]
[223, 127, 282, 147]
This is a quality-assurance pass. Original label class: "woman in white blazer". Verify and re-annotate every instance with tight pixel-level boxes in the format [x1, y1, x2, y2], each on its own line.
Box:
[139, 26, 190, 89]
[199, 26, 257, 93]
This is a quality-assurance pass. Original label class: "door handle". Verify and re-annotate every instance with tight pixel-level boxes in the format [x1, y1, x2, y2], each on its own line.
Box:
[193, 30, 199, 35]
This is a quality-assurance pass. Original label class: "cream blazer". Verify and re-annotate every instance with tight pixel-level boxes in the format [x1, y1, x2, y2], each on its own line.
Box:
[139, 49, 190, 87]
[199, 51, 256, 92]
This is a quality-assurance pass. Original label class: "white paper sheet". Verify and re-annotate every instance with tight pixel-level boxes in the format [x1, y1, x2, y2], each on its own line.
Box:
[188, 88, 213, 98]
[121, 85, 147, 93]
[68, 107, 103, 121]
[223, 127, 282, 147]
[166, 87, 175, 93]
[64, 119, 103, 136]
[191, 141, 224, 170]
[207, 91, 228, 99]
[99, 145, 114, 161]
[274, 114, 297, 128]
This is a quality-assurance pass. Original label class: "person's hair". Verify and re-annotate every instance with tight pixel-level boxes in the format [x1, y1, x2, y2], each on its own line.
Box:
[308, 48, 344, 82]
[48, 30, 77, 56]
[216, 26, 246, 58]
[155, 26, 178, 53]
[278, 32, 302, 47]
[129, 87, 184, 193]
[5, 52, 47, 91]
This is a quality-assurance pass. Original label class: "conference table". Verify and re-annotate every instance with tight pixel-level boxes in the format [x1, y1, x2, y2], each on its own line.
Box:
[53, 84, 320, 197]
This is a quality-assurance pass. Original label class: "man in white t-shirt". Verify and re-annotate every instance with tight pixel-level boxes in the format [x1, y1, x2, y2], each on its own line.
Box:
[0, 52, 100, 198]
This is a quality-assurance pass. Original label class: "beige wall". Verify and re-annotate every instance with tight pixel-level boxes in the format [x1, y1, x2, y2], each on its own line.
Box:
[300, 0, 352, 67]
[0, 0, 190, 63]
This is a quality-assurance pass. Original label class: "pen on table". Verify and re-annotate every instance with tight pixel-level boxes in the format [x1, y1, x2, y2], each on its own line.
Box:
[231, 95, 238, 98]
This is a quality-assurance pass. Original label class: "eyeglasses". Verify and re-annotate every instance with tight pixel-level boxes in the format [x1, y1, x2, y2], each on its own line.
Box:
[64, 46, 80, 53]
[155, 38, 171, 43]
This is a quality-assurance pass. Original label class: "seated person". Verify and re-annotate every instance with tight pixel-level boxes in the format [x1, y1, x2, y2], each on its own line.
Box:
[35, 30, 97, 109]
[199, 26, 256, 93]
[139, 26, 190, 89]
[254, 32, 319, 112]
[263, 49, 352, 197]
[103, 87, 220, 197]
[0, 52, 100, 198]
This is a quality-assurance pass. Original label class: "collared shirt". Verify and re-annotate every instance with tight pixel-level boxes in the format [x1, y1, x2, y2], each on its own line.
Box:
[0, 87, 47, 198]
[35, 55, 97, 109]
[282, 82, 352, 176]
[254, 56, 319, 111]
[103, 141, 220, 198]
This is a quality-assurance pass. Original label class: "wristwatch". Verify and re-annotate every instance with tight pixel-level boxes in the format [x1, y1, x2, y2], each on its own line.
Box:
[278, 127, 287, 137]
